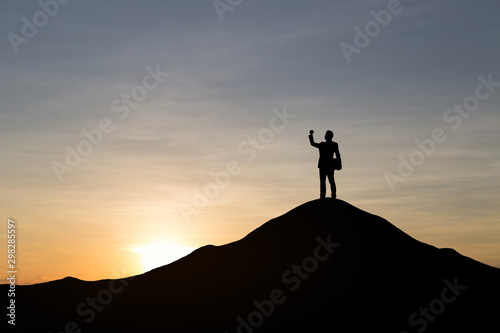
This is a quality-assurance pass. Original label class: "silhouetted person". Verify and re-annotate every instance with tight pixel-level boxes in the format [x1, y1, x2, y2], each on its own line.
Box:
[309, 130, 341, 199]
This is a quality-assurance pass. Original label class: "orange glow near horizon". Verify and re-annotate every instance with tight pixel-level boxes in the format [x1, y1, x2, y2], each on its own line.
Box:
[130, 240, 196, 273]
[3, 188, 500, 286]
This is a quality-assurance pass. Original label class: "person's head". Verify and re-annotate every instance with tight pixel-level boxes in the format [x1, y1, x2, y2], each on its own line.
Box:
[325, 130, 334, 141]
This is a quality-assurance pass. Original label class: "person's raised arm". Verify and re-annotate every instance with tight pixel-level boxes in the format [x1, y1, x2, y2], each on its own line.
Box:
[309, 130, 320, 148]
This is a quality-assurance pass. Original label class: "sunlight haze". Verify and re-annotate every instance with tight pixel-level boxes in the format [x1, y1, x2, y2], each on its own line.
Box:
[1, 0, 499, 285]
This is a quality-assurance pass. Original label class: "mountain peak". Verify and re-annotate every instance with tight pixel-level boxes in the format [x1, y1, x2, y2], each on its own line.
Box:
[5, 199, 500, 332]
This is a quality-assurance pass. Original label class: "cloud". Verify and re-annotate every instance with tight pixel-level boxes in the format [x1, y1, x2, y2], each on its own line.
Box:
[1, 0, 499, 283]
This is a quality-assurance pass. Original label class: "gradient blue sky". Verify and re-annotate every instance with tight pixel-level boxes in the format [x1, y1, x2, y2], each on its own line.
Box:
[1, 0, 499, 284]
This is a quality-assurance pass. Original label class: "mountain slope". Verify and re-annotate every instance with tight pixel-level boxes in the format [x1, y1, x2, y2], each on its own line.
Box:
[4, 199, 500, 332]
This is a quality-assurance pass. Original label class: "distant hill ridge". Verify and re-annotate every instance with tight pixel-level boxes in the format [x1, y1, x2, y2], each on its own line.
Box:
[3, 199, 500, 332]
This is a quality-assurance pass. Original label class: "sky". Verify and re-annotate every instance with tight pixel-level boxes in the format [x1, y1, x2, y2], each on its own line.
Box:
[0, 0, 499, 285]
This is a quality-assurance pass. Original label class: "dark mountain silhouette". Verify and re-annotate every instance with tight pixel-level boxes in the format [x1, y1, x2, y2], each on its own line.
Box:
[3, 199, 500, 332]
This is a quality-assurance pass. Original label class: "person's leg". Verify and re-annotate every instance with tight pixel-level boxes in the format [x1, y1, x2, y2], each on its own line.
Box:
[319, 168, 326, 199]
[327, 169, 336, 198]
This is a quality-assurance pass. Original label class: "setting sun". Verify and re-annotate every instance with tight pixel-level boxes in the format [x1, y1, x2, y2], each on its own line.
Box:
[131, 240, 195, 272]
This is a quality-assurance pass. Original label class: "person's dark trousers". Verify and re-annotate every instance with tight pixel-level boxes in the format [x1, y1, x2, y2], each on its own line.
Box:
[319, 167, 336, 198]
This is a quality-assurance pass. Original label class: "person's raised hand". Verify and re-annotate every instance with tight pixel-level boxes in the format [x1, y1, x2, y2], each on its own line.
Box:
[309, 130, 314, 135]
